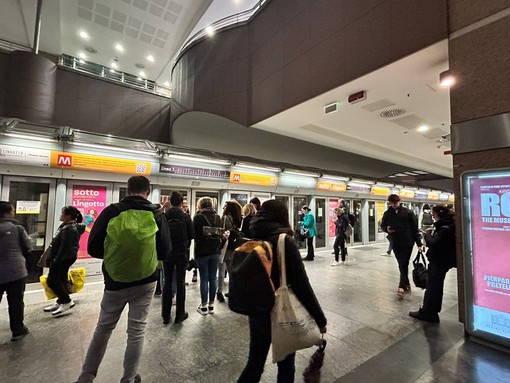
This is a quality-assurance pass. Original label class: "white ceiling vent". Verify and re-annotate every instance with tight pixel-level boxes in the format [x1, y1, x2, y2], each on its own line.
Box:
[362, 99, 396, 112]
[380, 109, 406, 118]
[390, 114, 426, 129]
[324, 102, 341, 115]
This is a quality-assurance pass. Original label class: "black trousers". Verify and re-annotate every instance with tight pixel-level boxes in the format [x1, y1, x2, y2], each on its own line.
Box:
[306, 237, 315, 259]
[0, 278, 26, 334]
[162, 259, 187, 321]
[423, 262, 451, 314]
[392, 245, 413, 288]
[47, 261, 73, 304]
[333, 234, 347, 262]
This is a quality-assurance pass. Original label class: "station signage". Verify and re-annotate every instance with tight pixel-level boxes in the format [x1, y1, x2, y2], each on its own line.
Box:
[0, 144, 50, 167]
[370, 186, 391, 196]
[414, 191, 428, 199]
[427, 192, 440, 200]
[159, 164, 230, 179]
[50, 151, 151, 176]
[399, 189, 415, 199]
[317, 181, 347, 192]
[230, 172, 278, 187]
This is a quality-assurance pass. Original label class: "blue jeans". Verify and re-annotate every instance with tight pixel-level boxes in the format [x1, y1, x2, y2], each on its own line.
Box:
[238, 314, 295, 383]
[77, 282, 156, 383]
[195, 254, 221, 305]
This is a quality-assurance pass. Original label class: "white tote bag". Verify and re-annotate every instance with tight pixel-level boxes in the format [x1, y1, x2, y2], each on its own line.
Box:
[271, 233, 322, 363]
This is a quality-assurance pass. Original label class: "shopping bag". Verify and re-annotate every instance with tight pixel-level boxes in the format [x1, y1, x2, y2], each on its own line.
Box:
[271, 234, 322, 363]
[412, 251, 428, 289]
[37, 246, 52, 268]
[68, 267, 86, 294]
[39, 274, 57, 300]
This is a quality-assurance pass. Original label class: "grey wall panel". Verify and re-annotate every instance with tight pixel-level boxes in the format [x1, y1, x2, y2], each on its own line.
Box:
[172, 111, 421, 179]
[0, 52, 9, 116]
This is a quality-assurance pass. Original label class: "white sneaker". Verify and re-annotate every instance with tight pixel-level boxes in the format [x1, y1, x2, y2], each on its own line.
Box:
[330, 261, 340, 266]
[52, 301, 75, 316]
[43, 302, 60, 312]
[197, 305, 208, 315]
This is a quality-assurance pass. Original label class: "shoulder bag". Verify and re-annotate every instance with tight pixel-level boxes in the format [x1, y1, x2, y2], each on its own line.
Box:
[271, 233, 322, 363]
[412, 250, 428, 289]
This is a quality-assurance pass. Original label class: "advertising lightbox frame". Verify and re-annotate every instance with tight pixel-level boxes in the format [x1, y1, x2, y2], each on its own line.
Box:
[462, 168, 510, 348]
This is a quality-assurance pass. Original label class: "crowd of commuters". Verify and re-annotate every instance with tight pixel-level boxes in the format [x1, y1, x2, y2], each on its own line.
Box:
[0, 178, 457, 381]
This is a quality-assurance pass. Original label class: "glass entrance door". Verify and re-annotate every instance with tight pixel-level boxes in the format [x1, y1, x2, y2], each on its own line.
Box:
[292, 195, 308, 249]
[368, 200, 376, 241]
[353, 199, 363, 244]
[193, 190, 220, 214]
[1, 177, 56, 283]
[315, 198, 326, 248]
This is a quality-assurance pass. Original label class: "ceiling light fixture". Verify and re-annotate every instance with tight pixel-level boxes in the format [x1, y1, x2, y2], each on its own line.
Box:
[234, 163, 281, 173]
[115, 43, 124, 52]
[109, 69, 116, 73]
[417, 125, 429, 132]
[205, 26, 214, 36]
[79, 59, 85, 64]
[167, 154, 230, 166]
[139, 71, 146, 78]
[79, 30, 89, 39]
[111, 62, 118, 69]
[78, 52, 87, 59]
[321, 175, 350, 182]
[439, 70, 455, 87]
[71, 142, 159, 157]
[283, 170, 320, 178]
[164, 81, 170, 87]
[146, 55, 154, 62]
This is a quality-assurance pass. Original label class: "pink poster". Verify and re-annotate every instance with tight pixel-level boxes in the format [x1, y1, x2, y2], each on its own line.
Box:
[71, 185, 108, 259]
[328, 199, 340, 237]
[470, 176, 510, 314]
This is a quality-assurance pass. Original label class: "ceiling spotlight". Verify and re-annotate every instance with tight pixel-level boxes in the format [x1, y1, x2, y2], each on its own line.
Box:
[139, 71, 146, 78]
[205, 26, 214, 36]
[417, 125, 429, 132]
[137, 77, 143, 81]
[164, 81, 170, 87]
[115, 43, 124, 52]
[146, 55, 154, 62]
[79, 59, 85, 64]
[439, 70, 455, 87]
[79, 30, 89, 39]
[111, 62, 118, 69]
[109, 68, 116, 73]
[78, 52, 87, 59]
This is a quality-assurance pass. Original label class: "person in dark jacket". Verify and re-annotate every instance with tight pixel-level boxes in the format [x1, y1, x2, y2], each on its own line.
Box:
[76, 176, 171, 383]
[409, 205, 456, 322]
[162, 191, 194, 324]
[241, 203, 257, 238]
[45, 205, 85, 316]
[381, 194, 423, 299]
[0, 201, 32, 341]
[331, 207, 349, 266]
[193, 197, 226, 315]
[238, 199, 327, 383]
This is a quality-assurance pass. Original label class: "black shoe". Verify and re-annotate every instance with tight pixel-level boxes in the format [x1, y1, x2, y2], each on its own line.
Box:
[134, 374, 141, 383]
[174, 312, 189, 323]
[302, 257, 314, 261]
[409, 308, 440, 323]
[224, 292, 230, 298]
[217, 292, 225, 302]
[162, 317, 170, 325]
[11, 326, 29, 342]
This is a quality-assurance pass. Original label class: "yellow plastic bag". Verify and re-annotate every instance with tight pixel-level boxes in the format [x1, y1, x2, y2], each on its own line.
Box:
[39, 267, 86, 300]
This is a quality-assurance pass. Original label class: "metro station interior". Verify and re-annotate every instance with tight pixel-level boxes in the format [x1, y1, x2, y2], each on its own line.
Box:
[1, 1, 510, 382]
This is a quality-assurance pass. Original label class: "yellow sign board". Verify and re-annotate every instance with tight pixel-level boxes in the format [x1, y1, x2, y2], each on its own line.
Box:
[370, 186, 391, 196]
[448, 195, 455, 202]
[427, 192, 440, 200]
[317, 181, 347, 192]
[230, 172, 278, 186]
[399, 189, 415, 199]
[50, 151, 151, 176]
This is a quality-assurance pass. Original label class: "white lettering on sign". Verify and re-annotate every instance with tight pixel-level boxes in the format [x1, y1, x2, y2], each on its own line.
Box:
[73, 189, 100, 197]
[481, 193, 510, 217]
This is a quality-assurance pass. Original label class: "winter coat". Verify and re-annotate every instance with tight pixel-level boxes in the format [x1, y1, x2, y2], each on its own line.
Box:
[381, 205, 422, 248]
[335, 214, 349, 237]
[0, 218, 32, 284]
[88, 195, 171, 290]
[164, 206, 194, 259]
[193, 208, 222, 257]
[241, 214, 254, 238]
[250, 211, 327, 329]
[48, 222, 85, 266]
[302, 211, 317, 238]
[424, 216, 456, 269]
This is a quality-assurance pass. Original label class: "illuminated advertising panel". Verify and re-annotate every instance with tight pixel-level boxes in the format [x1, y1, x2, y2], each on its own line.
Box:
[230, 172, 278, 186]
[328, 198, 340, 237]
[462, 169, 510, 347]
[317, 181, 347, 192]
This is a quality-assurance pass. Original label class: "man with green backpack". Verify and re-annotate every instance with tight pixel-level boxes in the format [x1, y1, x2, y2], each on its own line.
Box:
[75, 176, 171, 383]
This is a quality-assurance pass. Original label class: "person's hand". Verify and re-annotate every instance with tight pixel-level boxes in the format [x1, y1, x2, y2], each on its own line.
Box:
[319, 326, 327, 334]
[418, 245, 426, 253]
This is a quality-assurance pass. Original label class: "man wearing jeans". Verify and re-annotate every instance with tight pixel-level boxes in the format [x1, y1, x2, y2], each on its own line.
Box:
[76, 176, 171, 383]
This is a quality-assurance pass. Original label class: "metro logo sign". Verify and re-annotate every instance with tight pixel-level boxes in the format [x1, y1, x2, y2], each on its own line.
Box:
[57, 154, 73, 166]
[232, 173, 241, 182]
[229, 172, 278, 186]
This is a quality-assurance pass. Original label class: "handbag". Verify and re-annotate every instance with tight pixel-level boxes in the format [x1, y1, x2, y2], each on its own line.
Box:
[37, 246, 52, 268]
[300, 226, 310, 238]
[271, 233, 322, 363]
[412, 251, 428, 289]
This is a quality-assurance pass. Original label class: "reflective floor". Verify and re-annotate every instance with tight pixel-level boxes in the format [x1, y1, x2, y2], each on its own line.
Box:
[1, 244, 510, 383]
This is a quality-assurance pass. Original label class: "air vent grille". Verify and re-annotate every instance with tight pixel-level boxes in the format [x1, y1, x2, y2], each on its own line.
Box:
[380, 109, 406, 118]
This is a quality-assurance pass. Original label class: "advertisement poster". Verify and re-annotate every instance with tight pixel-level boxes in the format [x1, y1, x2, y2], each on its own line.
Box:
[469, 174, 510, 339]
[328, 199, 340, 237]
[16, 201, 41, 214]
[71, 185, 108, 259]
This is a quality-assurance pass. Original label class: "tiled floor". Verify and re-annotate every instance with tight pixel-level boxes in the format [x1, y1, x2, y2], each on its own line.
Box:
[1, 244, 510, 383]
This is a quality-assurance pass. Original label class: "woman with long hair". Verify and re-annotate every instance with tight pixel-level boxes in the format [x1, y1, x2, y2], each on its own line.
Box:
[238, 200, 327, 382]
[217, 200, 242, 302]
[331, 207, 349, 266]
[409, 205, 456, 322]
[44, 206, 85, 316]
[0, 201, 32, 341]
[241, 203, 257, 238]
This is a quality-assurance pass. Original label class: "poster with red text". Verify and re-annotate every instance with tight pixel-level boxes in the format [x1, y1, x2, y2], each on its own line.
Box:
[469, 174, 510, 339]
[71, 185, 108, 259]
[328, 199, 340, 237]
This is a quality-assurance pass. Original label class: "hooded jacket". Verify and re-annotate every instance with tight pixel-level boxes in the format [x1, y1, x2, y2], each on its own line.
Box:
[164, 205, 194, 259]
[0, 218, 32, 284]
[88, 195, 171, 290]
[250, 211, 327, 329]
[48, 221, 86, 266]
[424, 215, 456, 269]
[193, 208, 222, 257]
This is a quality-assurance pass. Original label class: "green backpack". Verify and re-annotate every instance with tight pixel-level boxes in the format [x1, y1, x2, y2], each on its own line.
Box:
[104, 205, 159, 283]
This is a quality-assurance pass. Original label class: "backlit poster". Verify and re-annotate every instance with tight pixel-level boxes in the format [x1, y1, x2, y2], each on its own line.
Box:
[71, 185, 107, 259]
[463, 170, 510, 346]
[328, 199, 340, 237]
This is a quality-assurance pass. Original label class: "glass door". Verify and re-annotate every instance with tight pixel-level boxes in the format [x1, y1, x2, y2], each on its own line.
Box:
[315, 198, 326, 248]
[368, 200, 376, 241]
[275, 195, 289, 210]
[1, 176, 56, 283]
[193, 190, 220, 214]
[229, 191, 249, 207]
[292, 195, 308, 249]
[353, 199, 363, 244]
[161, 188, 190, 207]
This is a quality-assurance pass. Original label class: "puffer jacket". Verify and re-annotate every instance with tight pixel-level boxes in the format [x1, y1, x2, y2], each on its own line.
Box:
[250, 211, 327, 329]
[424, 216, 456, 269]
[48, 221, 86, 266]
[0, 218, 32, 284]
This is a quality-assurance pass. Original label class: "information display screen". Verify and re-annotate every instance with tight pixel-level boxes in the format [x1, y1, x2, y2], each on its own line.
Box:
[462, 169, 510, 347]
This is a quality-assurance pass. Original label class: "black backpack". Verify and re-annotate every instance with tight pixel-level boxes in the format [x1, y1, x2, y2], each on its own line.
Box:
[167, 218, 188, 247]
[348, 213, 357, 226]
[228, 240, 275, 316]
